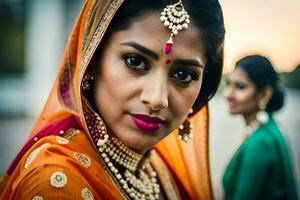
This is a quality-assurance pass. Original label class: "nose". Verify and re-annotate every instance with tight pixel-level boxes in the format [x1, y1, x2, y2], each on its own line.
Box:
[224, 85, 234, 99]
[140, 71, 169, 111]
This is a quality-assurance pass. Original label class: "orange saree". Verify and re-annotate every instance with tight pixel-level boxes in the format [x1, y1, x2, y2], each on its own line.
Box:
[0, 0, 213, 199]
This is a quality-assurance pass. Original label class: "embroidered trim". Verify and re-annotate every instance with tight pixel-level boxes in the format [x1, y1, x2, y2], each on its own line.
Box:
[74, 152, 91, 168]
[63, 128, 81, 140]
[50, 171, 68, 188]
[56, 136, 69, 145]
[81, 187, 94, 200]
[24, 143, 50, 169]
[81, 0, 124, 75]
[32, 196, 44, 200]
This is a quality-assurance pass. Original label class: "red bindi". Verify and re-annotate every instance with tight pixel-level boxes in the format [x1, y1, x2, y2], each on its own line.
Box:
[166, 59, 171, 65]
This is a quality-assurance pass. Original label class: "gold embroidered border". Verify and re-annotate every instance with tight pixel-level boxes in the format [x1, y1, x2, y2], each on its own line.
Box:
[63, 128, 81, 140]
[150, 150, 181, 200]
[81, 0, 124, 76]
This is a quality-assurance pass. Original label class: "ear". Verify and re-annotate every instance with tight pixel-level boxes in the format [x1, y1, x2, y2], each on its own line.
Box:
[258, 85, 273, 106]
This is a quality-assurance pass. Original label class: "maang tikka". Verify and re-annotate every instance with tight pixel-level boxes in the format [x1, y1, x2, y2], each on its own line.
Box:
[160, 0, 190, 54]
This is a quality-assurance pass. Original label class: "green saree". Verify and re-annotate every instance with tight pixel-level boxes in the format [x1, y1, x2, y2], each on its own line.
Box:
[223, 117, 298, 200]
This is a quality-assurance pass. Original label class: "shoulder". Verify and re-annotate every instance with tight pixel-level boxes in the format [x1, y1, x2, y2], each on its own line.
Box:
[12, 133, 101, 200]
[245, 121, 281, 156]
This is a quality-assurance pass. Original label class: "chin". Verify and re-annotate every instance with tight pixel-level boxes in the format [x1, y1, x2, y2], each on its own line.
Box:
[228, 108, 240, 115]
[118, 133, 155, 153]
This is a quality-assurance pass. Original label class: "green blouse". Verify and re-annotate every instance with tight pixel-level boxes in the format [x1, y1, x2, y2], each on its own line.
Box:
[223, 117, 298, 200]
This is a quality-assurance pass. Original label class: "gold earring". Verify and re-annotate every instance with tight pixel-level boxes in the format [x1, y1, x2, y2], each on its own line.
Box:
[178, 118, 194, 143]
[82, 73, 94, 90]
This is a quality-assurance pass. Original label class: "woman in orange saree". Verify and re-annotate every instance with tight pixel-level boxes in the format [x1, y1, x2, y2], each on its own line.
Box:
[0, 0, 225, 199]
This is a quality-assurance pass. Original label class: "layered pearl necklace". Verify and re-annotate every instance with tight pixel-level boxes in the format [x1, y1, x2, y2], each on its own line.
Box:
[83, 99, 160, 200]
[97, 136, 160, 200]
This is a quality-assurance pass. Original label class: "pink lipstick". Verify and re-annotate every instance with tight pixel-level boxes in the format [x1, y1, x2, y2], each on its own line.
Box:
[131, 114, 166, 132]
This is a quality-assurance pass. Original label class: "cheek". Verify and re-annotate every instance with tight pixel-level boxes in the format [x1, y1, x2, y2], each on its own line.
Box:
[238, 90, 257, 108]
[94, 57, 124, 111]
[170, 82, 202, 119]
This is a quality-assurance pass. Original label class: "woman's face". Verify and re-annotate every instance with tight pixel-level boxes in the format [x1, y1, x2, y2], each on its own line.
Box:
[94, 11, 206, 152]
[224, 67, 260, 117]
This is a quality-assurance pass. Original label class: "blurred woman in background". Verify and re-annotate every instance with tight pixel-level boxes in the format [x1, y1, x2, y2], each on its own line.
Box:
[223, 55, 298, 200]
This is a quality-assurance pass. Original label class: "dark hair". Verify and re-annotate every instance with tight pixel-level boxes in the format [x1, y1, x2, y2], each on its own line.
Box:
[104, 0, 225, 114]
[236, 55, 284, 113]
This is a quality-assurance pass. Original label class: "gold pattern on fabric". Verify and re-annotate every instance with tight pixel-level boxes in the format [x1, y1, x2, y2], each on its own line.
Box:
[56, 136, 69, 145]
[74, 152, 91, 168]
[81, 0, 124, 74]
[32, 196, 44, 200]
[50, 171, 68, 188]
[24, 143, 51, 169]
[63, 128, 81, 140]
[81, 187, 94, 200]
[150, 150, 181, 200]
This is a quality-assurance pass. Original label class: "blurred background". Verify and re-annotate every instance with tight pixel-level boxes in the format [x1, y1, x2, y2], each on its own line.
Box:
[0, 0, 299, 199]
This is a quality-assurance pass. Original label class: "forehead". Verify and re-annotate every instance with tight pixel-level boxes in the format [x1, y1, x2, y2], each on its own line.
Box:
[228, 67, 253, 83]
[108, 11, 206, 64]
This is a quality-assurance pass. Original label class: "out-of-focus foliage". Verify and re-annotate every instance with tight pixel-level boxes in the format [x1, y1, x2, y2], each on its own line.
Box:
[280, 65, 300, 89]
[0, 1, 25, 75]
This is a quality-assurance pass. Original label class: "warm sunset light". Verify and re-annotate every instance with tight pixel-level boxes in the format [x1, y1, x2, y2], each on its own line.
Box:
[220, 0, 300, 73]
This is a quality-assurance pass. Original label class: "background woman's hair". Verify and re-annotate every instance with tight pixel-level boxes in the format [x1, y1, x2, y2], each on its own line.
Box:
[236, 55, 284, 113]
[96, 0, 225, 114]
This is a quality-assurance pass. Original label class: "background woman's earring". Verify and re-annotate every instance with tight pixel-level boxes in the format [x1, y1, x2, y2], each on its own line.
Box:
[82, 73, 94, 90]
[179, 119, 194, 142]
[256, 101, 269, 124]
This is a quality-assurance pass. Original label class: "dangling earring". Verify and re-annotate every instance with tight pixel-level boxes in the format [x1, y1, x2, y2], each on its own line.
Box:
[256, 100, 269, 124]
[178, 108, 194, 143]
[82, 73, 94, 90]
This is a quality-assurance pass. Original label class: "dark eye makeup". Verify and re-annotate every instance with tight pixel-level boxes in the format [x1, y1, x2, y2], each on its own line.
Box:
[122, 53, 201, 86]
[123, 53, 149, 72]
[171, 68, 200, 85]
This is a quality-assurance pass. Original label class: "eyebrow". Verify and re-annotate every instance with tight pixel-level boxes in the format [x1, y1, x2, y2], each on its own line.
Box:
[173, 59, 204, 68]
[121, 42, 159, 60]
[121, 41, 204, 68]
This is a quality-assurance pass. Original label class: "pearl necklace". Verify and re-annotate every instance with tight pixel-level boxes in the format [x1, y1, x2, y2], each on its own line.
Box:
[83, 99, 160, 200]
[97, 137, 160, 200]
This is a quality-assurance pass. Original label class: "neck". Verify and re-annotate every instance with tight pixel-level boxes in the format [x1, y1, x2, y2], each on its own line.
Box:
[106, 127, 147, 156]
[243, 111, 257, 126]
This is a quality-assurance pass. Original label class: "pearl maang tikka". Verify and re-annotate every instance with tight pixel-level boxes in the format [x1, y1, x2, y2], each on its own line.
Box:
[160, 0, 190, 54]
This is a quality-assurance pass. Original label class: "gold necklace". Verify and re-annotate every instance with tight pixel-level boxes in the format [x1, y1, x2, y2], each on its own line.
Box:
[83, 99, 160, 200]
[97, 137, 160, 200]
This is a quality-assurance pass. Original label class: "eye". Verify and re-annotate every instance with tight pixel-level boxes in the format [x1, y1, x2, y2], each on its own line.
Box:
[236, 82, 246, 90]
[123, 54, 149, 71]
[171, 68, 199, 85]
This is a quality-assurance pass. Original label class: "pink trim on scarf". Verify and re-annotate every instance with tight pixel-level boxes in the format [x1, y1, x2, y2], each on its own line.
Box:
[7, 115, 82, 174]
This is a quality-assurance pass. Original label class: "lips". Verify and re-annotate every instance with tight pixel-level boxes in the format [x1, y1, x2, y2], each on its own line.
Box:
[131, 114, 166, 132]
[227, 99, 236, 108]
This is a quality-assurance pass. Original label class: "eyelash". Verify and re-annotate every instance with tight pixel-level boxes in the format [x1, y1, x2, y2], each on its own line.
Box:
[236, 83, 246, 90]
[171, 68, 199, 85]
[123, 54, 149, 72]
[123, 53, 200, 85]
